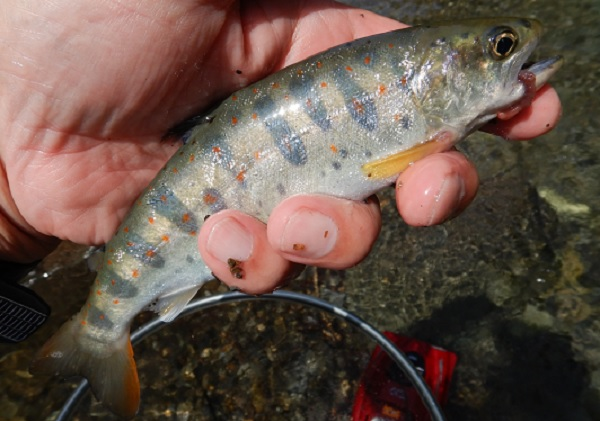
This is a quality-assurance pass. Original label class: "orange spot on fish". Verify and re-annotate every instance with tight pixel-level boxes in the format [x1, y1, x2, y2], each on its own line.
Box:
[352, 98, 365, 114]
[132, 269, 140, 278]
[252, 88, 259, 94]
[231, 116, 238, 125]
[254, 151, 261, 160]
[189, 154, 195, 162]
[162, 235, 170, 242]
[123, 227, 129, 233]
[231, 95, 238, 101]
[364, 56, 371, 65]
[212, 146, 221, 154]
[111, 279, 116, 286]
[394, 114, 401, 121]
[401, 76, 407, 86]
[126, 241, 134, 247]
[203, 193, 217, 204]
[148, 217, 154, 224]
[113, 299, 120, 305]
[236, 170, 246, 182]
[378, 84, 386, 95]
[146, 250, 156, 258]
[330, 144, 338, 153]
[96, 290, 102, 296]
[346, 65, 353, 72]
[251, 113, 257, 119]
[81, 320, 87, 325]
[272, 82, 280, 89]
[107, 259, 112, 265]
[99, 314, 105, 320]
[189, 231, 197, 236]
[182, 213, 190, 223]
[160, 195, 167, 202]
[388, 43, 394, 48]
[297, 69, 303, 76]
[320, 82, 328, 88]
[172, 167, 179, 174]
[316, 61, 322, 69]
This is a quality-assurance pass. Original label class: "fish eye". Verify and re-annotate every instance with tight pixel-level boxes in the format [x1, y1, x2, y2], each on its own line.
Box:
[490, 29, 518, 59]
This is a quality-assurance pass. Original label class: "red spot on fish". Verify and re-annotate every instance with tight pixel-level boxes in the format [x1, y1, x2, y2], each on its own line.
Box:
[162, 235, 170, 242]
[251, 113, 257, 119]
[148, 217, 154, 224]
[378, 84, 386, 95]
[172, 167, 179, 174]
[320, 82, 328, 88]
[111, 279, 116, 286]
[272, 82, 280, 89]
[146, 250, 155, 258]
[252, 88, 259, 94]
[81, 320, 87, 325]
[203, 193, 217, 204]
[401, 76, 407, 86]
[231, 95, 238, 101]
[330, 144, 338, 153]
[132, 269, 140, 278]
[99, 314, 105, 320]
[346, 65, 353, 72]
[364, 56, 371, 65]
[182, 213, 190, 223]
[123, 227, 129, 233]
[316, 61, 322, 69]
[212, 146, 221, 154]
[160, 195, 167, 202]
[231, 116, 238, 125]
[113, 299, 119, 305]
[126, 241, 134, 247]
[189, 154, 195, 162]
[96, 290, 102, 296]
[236, 170, 246, 182]
[388, 43, 394, 48]
[189, 231, 197, 236]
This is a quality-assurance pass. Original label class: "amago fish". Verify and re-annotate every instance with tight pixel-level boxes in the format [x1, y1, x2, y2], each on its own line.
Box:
[31, 19, 561, 418]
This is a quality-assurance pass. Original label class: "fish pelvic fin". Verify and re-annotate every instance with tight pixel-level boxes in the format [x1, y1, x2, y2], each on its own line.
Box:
[30, 317, 140, 419]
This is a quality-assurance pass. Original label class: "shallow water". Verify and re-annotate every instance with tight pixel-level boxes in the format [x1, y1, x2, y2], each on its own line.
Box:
[1, 1, 599, 420]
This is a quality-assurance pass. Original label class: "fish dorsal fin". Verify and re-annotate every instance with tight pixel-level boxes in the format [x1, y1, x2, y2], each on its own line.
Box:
[362, 130, 458, 180]
[154, 287, 200, 322]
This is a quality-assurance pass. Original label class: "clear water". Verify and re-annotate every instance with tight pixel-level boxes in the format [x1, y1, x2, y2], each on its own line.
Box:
[1, 1, 598, 420]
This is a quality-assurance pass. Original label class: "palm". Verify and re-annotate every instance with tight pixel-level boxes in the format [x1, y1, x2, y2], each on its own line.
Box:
[0, 0, 401, 253]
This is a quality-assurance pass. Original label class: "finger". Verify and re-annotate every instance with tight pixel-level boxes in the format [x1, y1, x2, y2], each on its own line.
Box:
[481, 85, 562, 140]
[396, 151, 479, 226]
[198, 210, 303, 294]
[266, 195, 382, 269]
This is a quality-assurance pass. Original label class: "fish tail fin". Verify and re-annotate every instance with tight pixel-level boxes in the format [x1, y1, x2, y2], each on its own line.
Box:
[30, 318, 140, 419]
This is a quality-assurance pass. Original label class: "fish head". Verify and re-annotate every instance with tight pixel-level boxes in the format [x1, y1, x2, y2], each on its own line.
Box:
[412, 18, 562, 133]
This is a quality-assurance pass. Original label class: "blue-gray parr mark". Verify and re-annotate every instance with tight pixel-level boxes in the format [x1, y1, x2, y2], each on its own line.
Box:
[201, 188, 227, 213]
[124, 233, 165, 268]
[333, 68, 378, 131]
[289, 74, 331, 131]
[147, 186, 198, 234]
[255, 96, 308, 166]
[87, 306, 114, 329]
[105, 272, 139, 298]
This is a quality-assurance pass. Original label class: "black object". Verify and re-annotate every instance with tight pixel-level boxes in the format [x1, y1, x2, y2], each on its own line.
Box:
[0, 261, 50, 343]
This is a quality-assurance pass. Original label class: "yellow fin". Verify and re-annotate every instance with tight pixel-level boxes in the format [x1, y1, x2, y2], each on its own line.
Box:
[30, 318, 140, 419]
[362, 131, 457, 180]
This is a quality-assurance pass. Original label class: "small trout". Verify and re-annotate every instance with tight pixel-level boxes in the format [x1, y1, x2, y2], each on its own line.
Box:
[31, 19, 561, 418]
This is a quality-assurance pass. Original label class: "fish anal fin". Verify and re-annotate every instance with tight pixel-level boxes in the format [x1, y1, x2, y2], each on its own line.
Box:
[155, 287, 200, 322]
[30, 318, 140, 419]
[362, 130, 458, 180]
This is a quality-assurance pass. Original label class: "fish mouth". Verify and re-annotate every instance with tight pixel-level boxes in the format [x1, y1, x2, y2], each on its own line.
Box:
[497, 55, 563, 120]
[521, 55, 563, 89]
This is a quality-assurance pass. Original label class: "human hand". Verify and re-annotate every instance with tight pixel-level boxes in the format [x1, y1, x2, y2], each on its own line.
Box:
[0, 1, 561, 292]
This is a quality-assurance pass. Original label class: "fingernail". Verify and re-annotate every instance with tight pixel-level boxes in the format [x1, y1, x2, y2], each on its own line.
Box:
[280, 208, 337, 259]
[428, 174, 465, 225]
[206, 217, 254, 263]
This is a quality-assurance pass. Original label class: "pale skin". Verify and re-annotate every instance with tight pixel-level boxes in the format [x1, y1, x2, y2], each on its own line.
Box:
[0, 1, 561, 293]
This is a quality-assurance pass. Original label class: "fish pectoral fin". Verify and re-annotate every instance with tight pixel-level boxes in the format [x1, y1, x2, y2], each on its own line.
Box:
[30, 318, 140, 419]
[361, 129, 458, 180]
[155, 287, 200, 322]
